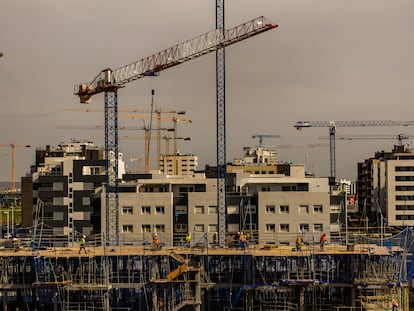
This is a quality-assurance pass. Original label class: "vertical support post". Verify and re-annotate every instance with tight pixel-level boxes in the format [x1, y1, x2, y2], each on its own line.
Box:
[105, 89, 119, 246]
[344, 191, 348, 245]
[329, 124, 336, 180]
[216, 0, 227, 247]
[195, 268, 201, 311]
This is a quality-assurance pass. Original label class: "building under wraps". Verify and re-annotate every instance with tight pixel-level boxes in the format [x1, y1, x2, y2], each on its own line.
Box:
[0, 236, 411, 311]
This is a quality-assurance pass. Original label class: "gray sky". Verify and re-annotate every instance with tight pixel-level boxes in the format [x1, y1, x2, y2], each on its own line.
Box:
[1, 0, 414, 182]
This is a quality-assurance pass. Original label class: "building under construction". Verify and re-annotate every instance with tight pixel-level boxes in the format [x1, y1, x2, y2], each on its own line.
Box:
[0, 232, 411, 311]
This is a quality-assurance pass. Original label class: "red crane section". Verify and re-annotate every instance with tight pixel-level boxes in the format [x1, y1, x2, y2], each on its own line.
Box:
[74, 16, 277, 103]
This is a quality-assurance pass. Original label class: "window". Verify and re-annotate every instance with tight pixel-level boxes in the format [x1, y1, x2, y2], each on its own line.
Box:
[122, 206, 133, 215]
[123, 225, 133, 233]
[266, 224, 276, 232]
[174, 224, 188, 233]
[247, 205, 257, 214]
[53, 182, 64, 191]
[299, 224, 309, 232]
[155, 206, 165, 214]
[194, 224, 205, 232]
[208, 206, 217, 214]
[53, 197, 63, 205]
[227, 205, 239, 214]
[261, 187, 270, 192]
[280, 205, 289, 213]
[91, 167, 100, 175]
[299, 205, 309, 214]
[208, 224, 218, 232]
[175, 206, 187, 214]
[155, 224, 165, 232]
[313, 205, 323, 213]
[194, 205, 205, 214]
[266, 205, 276, 213]
[396, 175, 414, 181]
[396, 186, 414, 191]
[280, 224, 289, 232]
[51, 166, 63, 175]
[141, 206, 151, 215]
[141, 224, 151, 233]
[53, 212, 64, 221]
[313, 224, 323, 232]
[396, 166, 414, 171]
[82, 196, 90, 206]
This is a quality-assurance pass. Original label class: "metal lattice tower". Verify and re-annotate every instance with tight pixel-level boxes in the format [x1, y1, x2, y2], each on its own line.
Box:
[105, 89, 119, 245]
[216, 0, 226, 246]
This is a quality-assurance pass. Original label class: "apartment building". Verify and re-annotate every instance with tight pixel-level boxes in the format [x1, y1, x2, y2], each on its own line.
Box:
[158, 152, 198, 175]
[24, 143, 330, 246]
[23, 141, 109, 236]
[357, 145, 414, 227]
[115, 162, 330, 246]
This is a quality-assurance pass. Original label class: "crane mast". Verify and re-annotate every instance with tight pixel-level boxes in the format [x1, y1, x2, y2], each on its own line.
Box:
[75, 16, 277, 245]
[216, 0, 226, 247]
[0, 144, 31, 193]
[295, 120, 414, 181]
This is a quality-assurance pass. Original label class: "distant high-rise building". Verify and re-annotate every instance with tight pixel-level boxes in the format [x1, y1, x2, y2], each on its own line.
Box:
[357, 145, 414, 227]
[158, 152, 198, 175]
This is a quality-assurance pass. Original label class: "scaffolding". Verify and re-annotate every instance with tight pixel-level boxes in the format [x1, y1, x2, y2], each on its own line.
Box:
[0, 239, 410, 310]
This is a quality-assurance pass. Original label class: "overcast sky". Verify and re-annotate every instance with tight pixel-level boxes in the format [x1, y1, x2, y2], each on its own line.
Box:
[1, 0, 414, 183]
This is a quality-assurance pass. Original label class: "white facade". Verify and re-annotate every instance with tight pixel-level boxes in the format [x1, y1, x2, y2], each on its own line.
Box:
[238, 175, 330, 245]
[234, 147, 278, 165]
[112, 171, 330, 246]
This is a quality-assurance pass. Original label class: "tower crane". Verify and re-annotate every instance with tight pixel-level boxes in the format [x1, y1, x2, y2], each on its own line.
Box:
[319, 133, 414, 147]
[74, 16, 277, 245]
[0, 144, 31, 192]
[58, 124, 174, 174]
[64, 106, 191, 171]
[295, 120, 414, 181]
[124, 135, 191, 174]
[252, 133, 281, 148]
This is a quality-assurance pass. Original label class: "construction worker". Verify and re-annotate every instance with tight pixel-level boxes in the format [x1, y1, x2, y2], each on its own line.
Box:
[320, 233, 327, 250]
[185, 232, 192, 247]
[213, 232, 218, 245]
[246, 232, 252, 245]
[79, 235, 87, 254]
[153, 233, 159, 250]
[234, 232, 240, 248]
[392, 299, 399, 310]
[239, 232, 246, 250]
[296, 235, 303, 251]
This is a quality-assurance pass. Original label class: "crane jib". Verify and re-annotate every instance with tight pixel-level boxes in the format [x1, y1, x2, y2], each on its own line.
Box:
[74, 16, 277, 102]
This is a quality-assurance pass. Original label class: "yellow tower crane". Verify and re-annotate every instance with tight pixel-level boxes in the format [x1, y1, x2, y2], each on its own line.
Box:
[0, 143, 31, 192]
[57, 125, 175, 173]
[62, 107, 192, 171]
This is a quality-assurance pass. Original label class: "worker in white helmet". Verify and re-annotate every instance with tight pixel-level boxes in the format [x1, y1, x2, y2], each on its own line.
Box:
[79, 235, 87, 254]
